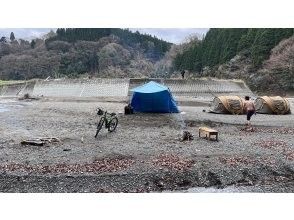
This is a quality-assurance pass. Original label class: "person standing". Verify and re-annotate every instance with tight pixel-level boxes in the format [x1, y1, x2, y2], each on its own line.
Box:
[243, 96, 256, 127]
[181, 70, 185, 79]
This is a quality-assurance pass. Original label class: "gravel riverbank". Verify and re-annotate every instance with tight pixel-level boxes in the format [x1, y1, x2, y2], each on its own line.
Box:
[0, 97, 293, 192]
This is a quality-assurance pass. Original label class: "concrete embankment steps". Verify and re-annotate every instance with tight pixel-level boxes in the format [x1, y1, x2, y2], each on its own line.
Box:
[0, 81, 35, 97]
[32, 78, 130, 98]
[1, 78, 254, 103]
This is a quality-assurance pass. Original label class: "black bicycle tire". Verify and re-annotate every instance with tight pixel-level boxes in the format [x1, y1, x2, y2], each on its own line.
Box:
[95, 117, 105, 137]
[108, 117, 118, 132]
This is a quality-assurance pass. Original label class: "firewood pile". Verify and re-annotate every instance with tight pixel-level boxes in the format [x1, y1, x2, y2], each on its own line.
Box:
[181, 131, 194, 141]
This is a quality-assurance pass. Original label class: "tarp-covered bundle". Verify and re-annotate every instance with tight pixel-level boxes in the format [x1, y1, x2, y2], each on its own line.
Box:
[130, 81, 179, 113]
[210, 96, 245, 114]
[255, 96, 291, 114]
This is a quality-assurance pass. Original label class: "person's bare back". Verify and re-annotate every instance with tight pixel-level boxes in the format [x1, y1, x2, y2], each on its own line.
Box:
[244, 100, 255, 112]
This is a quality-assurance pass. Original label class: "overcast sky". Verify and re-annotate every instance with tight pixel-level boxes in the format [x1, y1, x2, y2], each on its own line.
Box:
[130, 28, 208, 43]
[0, 28, 208, 44]
[0, 28, 53, 40]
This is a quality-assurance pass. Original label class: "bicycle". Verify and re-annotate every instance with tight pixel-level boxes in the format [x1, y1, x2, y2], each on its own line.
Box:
[95, 108, 118, 138]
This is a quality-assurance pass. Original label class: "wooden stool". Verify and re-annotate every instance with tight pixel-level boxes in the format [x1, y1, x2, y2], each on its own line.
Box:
[199, 127, 218, 141]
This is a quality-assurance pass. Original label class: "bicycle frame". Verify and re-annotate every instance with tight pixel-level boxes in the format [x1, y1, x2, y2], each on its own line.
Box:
[97, 108, 116, 128]
[103, 112, 112, 128]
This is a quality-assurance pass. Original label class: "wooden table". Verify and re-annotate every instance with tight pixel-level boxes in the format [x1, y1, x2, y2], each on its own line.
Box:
[199, 127, 218, 141]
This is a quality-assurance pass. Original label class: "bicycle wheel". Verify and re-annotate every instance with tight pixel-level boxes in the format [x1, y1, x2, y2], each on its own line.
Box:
[95, 117, 105, 138]
[108, 117, 118, 132]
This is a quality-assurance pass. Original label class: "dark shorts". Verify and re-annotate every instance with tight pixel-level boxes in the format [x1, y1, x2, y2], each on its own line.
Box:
[247, 110, 255, 121]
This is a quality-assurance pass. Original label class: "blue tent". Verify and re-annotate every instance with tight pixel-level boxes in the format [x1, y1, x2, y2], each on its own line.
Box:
[130, 81, 179, 113]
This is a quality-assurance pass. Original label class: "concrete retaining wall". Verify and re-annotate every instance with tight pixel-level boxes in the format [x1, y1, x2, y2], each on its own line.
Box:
[33, 78, 130, 97]
[0, 81, 35, 97]
[129, 78, 253, 99]
[1, 78, 253, 99]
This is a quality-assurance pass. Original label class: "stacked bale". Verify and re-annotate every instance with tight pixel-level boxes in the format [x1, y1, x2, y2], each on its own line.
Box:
[255, 96, 291, 114]
[210, 96, 245, 114]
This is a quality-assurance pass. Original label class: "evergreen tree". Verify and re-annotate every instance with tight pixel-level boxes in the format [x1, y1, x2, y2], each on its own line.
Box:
[251, 29, 275, 67]
[173, 28, 294, 72]
[10, 32, 15, 41]
[30, 40, 36, 49]
[0, 36, 7, 43]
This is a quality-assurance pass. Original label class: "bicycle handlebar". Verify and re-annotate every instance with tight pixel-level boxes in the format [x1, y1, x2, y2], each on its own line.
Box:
[97, 108, 105, 115]
[96, 108, 116, 116]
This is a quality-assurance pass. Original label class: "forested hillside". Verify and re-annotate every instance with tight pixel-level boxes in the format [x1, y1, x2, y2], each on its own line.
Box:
[172, 28, 294, 93]
[46, 28, 171, 61]
[174, 28, 294, 72]
[0, 28, 171, 80]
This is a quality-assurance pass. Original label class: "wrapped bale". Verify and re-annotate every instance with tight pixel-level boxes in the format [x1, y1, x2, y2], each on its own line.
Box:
[210, 96, 245, 115]
[255, 96, 291, 115]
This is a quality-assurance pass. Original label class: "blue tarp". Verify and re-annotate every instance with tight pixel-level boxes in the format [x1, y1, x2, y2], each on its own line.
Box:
[130, 81, 179, 113]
